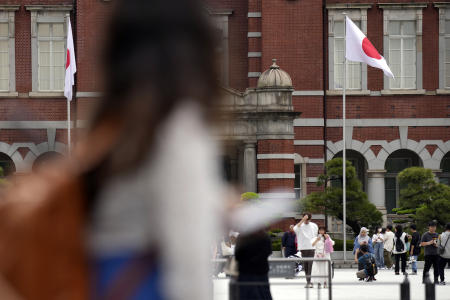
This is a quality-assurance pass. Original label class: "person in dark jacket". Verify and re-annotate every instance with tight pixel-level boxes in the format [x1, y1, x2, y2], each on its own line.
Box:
[234, 230, 272, 300]
[409, 224, 421, 275]
[282, 225, 297, 257]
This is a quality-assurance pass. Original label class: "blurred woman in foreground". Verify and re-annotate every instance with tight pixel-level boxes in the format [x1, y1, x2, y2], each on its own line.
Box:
[0, 0, 223, 299]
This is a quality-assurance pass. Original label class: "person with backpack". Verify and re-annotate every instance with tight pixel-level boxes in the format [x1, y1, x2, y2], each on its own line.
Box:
[393, 225, 409, 275]
[421, 221, 440, 284]
[356, 244, 377, 282]
[353, 227, 374, 262]
[409, 224, 421, 275]
[438, 223, 450, 285]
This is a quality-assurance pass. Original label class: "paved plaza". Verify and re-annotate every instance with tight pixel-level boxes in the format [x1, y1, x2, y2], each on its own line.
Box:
[213, 269, 450, 300]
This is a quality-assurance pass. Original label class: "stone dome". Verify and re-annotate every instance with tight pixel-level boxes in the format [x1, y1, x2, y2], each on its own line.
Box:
[257, 59, 293, 89]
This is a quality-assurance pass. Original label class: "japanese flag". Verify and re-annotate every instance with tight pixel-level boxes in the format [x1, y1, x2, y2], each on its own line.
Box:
[64, 18, 76, 101]
[345, 16, 394, 78]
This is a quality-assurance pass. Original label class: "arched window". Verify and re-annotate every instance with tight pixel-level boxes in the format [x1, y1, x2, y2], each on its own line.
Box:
[384, 149, 422, 213]
[440, 152, 450, 186]
[333, 150, 368, 192]
[32, 151, 64, 172]
[0, 153, 15, 177]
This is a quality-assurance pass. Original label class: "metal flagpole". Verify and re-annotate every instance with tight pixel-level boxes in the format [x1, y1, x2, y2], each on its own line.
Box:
[342, 13, 347, 262]
[67, 99, 71, 155]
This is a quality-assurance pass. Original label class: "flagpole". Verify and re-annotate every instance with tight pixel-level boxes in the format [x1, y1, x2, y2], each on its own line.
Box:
[67, 98, 71, 155]
[66, 14, 71, 156]
[342, 13, 347, 262]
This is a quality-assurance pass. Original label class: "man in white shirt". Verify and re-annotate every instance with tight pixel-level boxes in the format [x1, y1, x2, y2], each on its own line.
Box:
[294, 212, 318, 288]
[383, 225, 395, 269]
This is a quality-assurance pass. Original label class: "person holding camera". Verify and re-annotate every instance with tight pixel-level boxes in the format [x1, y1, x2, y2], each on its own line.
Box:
[438, 223, 450, 285]
[311, 226, 334, 288]
[420, 220, 440, 284]
[294, 213, 318, 288]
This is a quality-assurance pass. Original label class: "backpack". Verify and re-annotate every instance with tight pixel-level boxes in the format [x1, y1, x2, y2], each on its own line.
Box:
[394, 233, 405, 253]
[364, 255, 378, 277]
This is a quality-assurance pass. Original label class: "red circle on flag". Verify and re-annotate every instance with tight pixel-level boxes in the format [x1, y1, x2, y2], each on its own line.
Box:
[362, 38, 381, 60]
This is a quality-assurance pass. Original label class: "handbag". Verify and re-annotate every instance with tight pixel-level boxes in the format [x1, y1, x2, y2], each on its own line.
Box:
[439, 235, 449, 255]
[224, 256, 239, 277]
[324, 238, 334, 254]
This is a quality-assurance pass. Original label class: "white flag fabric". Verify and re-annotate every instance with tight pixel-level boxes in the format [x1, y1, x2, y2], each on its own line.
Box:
[345, 16, 394, 78]
[64, 18, 77, 101]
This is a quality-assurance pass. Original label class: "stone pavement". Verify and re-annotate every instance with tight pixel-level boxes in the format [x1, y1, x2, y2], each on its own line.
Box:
[213, 269, 450, 300]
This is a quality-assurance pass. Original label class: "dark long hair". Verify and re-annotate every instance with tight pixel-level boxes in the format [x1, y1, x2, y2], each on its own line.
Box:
[82, 0, 220, 208]
[395, 225, 403, 239]
[90, 0, 219, 175]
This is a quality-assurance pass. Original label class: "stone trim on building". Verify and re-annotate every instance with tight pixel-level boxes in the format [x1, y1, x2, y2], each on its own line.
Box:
[257, 173, 295, 179]
[257, 154, 295, 160]
[294, 118, 450, 127]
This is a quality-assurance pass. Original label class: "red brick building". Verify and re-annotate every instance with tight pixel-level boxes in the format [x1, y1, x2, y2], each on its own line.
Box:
[0, 1, 449, 227]
[209, 0, 450, 227]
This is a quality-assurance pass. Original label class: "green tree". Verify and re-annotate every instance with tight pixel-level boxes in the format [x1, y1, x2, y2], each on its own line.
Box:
[395, 167, 450, 232]
[301, 158, 382, 234]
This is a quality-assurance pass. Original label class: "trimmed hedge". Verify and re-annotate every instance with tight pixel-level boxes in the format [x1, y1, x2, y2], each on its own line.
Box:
[333, 239, 354, 251]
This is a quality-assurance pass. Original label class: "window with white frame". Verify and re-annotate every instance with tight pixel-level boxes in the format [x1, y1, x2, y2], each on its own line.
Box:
[387, 20, 416, 89]
[0, 7, 19, 93]
[26, 5, 72, 94]
[327, 6, 370, 92]
[380, 5, 425, 91]
[437, 4, 450, 91]
[333, 20, 362, 90]
[294, 164, 302, 199]
[0, 22, 9, 91]
[209, 13, 230, 87]
[37, 23, 65, 91]
[445, 19, 450, 88]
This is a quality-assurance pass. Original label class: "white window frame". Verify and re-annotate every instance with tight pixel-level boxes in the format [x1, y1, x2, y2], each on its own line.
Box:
[327, 4, 371, 94]
[0, 5, 19, 96]
[294, 154, 307, 199]
[435, 3, 450, 93]
[208, 9, 232, 87]
[26, 5, 72, 97]
[379, 4, 426, 93]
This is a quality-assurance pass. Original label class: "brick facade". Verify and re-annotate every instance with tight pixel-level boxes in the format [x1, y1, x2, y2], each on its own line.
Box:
[1, 0, 449, 230]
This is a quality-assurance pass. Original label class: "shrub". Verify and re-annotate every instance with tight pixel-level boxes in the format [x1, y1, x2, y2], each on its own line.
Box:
[333, 239, 354, 251]
[272, 239, 282, 251]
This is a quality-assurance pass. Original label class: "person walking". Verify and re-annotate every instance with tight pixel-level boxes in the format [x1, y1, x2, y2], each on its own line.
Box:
[294, 213, 318, 288]
[0, 1, 225, 299]
[393, 225, 408, 275]
[282, 225, 297, 258]
[311, 226, 334, 288]
[421, 221, 440, 284]
[438, 223, 450, 285]
[234, 230, 273, 300]
[409, 224, 421, 275]
[383, 225, 395, 269]
[372, 227, 385, 269]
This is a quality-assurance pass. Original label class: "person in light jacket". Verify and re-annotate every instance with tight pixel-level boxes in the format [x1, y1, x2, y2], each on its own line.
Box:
[354, 227, 374, 265]
[438, 223, 450, 285]
[311, 226, 334, 288]
[372, 227, 385, 269]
